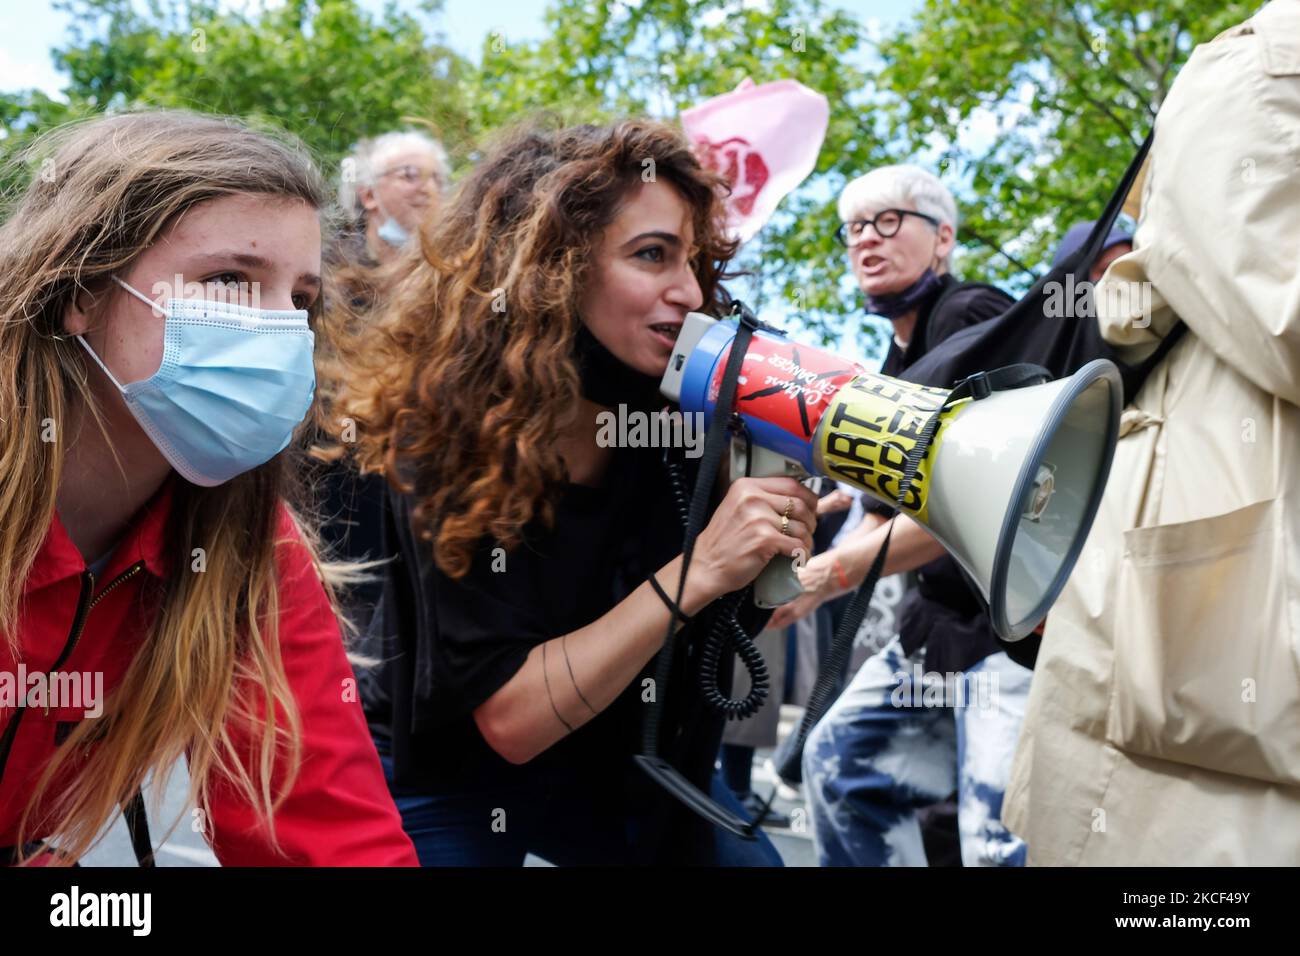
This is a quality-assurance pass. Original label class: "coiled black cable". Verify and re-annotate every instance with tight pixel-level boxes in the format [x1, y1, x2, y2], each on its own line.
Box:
[662, 446, 770, 721]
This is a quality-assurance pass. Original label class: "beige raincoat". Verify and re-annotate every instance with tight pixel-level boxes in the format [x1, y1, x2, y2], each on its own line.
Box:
[1003, 0, 1300, 864]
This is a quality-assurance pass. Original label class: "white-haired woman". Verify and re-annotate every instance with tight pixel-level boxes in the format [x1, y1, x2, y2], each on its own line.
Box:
[836, 163, 959, 341]
[314, 131, 451, 637]
[338, 130, 450, 266]
[772, 164, 1034, 868]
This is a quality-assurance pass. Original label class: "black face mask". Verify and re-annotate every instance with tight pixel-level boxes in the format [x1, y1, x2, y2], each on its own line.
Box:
[572, 323, 665, 413]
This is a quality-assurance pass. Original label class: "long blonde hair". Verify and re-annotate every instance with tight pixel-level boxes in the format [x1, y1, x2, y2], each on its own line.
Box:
[0, 110, 335, 864]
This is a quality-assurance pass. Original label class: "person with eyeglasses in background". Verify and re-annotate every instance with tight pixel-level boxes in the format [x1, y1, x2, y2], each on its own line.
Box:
[308, 130, 452, 650]
[770, 165, 1033, 867]
[338, 130, 449, 269]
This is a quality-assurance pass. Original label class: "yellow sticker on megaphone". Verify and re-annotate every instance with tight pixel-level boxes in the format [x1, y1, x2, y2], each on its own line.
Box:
[815, 373, 966, 525]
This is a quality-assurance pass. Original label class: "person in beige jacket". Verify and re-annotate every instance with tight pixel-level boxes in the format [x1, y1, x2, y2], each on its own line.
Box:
[1003, 0, 1300, 865]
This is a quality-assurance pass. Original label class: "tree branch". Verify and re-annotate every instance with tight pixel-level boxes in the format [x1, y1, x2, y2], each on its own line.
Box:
[960, 225, 1038, 280]
[1036, 44, 1142, 147]
[1066, 6, 1156, 118]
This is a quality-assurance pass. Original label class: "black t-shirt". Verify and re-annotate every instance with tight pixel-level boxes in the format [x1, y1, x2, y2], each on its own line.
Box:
[361, 440, 769, 858]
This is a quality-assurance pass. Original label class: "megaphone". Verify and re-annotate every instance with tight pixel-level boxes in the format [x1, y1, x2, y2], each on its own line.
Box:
[660, 312, 1121, 641]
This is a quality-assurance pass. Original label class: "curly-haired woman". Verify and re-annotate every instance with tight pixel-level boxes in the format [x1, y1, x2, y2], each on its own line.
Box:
[331, 118, 818, 865]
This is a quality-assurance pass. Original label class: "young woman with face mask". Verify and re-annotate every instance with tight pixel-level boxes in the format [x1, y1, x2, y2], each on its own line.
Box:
[0, 111, 418, 866]
[330, 119, 819, 865]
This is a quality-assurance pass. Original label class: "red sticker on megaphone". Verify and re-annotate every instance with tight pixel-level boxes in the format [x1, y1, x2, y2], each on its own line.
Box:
[709, 335, 862, 439]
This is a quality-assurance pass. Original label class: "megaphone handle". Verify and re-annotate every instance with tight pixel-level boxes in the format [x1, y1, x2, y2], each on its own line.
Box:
[731, 442, 808, 609]
[754, 556, 804, 609]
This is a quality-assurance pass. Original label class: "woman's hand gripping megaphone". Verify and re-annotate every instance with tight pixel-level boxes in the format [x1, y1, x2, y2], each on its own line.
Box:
[682, 477, 819, 605]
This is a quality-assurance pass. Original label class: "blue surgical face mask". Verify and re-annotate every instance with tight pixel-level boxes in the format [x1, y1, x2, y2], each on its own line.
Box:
[373, 191, 411, 248]
[77, 276, 316, 487]
[376, 214, 410, 248]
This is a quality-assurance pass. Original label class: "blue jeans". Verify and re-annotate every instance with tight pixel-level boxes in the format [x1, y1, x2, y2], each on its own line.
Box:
[802, 636, 1031, 866]
[374, 734, 783, 866]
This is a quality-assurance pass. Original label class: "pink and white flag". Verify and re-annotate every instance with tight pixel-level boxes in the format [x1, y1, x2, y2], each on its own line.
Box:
[682, 78, 830, 244]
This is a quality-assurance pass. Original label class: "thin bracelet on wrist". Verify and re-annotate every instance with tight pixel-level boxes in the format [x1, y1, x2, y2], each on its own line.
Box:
[648, 573, 692, 626]
[832, 557, 851, 590]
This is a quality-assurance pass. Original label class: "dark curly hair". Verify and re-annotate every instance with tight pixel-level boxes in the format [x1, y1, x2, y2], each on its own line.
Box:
[326, 116, 739, 577]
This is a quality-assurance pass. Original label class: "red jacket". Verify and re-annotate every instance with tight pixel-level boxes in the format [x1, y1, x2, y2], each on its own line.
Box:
[0, 477, 418, 866]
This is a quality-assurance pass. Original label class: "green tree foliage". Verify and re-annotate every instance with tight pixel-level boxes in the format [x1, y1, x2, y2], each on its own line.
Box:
[0, 0, 470, 195]
[0, 0, 1259, 350]
[873, 0, 1259, 286]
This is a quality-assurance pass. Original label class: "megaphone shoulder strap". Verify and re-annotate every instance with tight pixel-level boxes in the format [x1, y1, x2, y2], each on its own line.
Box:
[1076, 127, 1189, 401]
[641, 301, 761, 755]
[1077, 131, 1153, 270]
[122, 787, 155, 867]
[635, 300, 768, 840]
